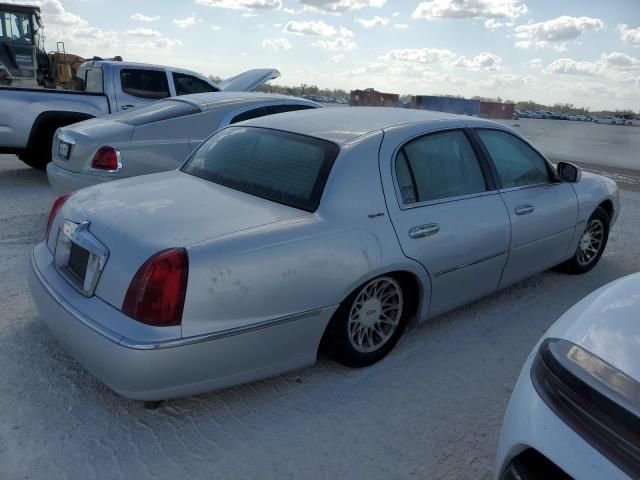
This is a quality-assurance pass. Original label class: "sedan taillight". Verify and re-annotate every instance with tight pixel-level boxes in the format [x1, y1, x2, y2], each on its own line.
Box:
[46, 192, 73, 241]
[91, 146, 119, 171]
[122, 248, 188, 327]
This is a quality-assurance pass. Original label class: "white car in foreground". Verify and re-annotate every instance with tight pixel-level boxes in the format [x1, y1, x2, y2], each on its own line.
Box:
[496, 273, 640, 480]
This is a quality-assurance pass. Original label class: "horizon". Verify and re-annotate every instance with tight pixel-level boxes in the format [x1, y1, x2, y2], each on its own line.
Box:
[8, 0, 640, 111]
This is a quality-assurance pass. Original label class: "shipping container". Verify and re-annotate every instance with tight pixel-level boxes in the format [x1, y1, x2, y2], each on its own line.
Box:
[410, 95, 480, 116]
[480, 101, 515, 119]
[350, 89, 400, 107]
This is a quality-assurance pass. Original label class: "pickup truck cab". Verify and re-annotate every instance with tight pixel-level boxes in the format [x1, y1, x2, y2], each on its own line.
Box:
[0, 60, 279, 168]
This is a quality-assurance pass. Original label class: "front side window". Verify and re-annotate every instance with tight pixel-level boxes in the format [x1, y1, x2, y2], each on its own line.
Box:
[120, 69, 170, 99]
[395, 130, 488, 204]
[477, 129, 551, 188]
[172, 72, 218, 96]
[182, 127, 339, 212]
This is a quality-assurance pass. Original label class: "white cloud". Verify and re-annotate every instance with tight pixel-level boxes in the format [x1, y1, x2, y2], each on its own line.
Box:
[284, 20, 337, 35]
[356, 16, 389, 28]
[312, 35, 356, 51]
[617, 24, 640, 48]
[392, 11, 400, 17]
[300, 0, 386, 13]
[131, 13, 159, 22]
[195, 0, 282, 9]
[526, 58, 542, 68]
[413, 0, 527, 20]
[128, 37, 183, 51]
[329, 53, 347, 63]
[262, 37, 292, 49]
[450, 51, 502, 71]
[379, 47, 457, 64]
[172, 15, 202, 28]
[395, 23, 409, 28]
[544, 58, 600, 76]
[484, 19, 512, 29]
[211, 25, 223, 30]
[514, 16, 604, 50]
[125, 27, 161, 38]
[482, 73, 533, 88]
[600, 52, 640, 69]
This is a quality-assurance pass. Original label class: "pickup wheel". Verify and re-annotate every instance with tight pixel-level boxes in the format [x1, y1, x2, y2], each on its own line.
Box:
[20, 122, 60, 170]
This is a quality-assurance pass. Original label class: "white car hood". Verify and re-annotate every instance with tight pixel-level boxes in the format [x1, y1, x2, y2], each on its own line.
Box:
[546, 273, 640, 382]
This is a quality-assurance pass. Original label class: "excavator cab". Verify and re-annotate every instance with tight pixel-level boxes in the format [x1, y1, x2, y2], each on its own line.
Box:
[0, 2, 47, 87]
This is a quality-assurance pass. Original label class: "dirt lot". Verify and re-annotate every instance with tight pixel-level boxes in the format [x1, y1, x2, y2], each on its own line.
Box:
[1, 153, 639, 480]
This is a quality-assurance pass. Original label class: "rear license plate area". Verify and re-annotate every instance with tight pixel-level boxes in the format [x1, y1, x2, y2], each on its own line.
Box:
[67, 242, 90, 283]
[58, 141, 71, 159]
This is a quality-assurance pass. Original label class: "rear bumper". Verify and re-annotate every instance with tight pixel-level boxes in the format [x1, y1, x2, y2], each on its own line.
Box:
[46, 162, 113, 195]
[29, 243, 335, 401]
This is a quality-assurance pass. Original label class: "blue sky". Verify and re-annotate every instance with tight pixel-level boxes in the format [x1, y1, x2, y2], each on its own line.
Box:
[19, 0, 640, 110]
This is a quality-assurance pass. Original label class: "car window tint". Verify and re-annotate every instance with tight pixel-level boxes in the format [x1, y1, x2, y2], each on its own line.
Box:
[107, 100, 200, 126]
[120, 69, 170, 99]
[182, 127, 339, 212]
[173, 72, 218, 95]
[477, 129, 551, 188]
[397, 130, 487, 203]
[230, 104, 316, 124]
[85, 68, 103, 93]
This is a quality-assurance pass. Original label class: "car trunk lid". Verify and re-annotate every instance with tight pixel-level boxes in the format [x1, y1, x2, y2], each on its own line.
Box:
[218, 68, 280, 92]
[60, 170, 307, 310]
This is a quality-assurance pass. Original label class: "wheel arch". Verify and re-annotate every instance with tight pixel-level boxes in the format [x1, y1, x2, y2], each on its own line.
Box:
[597, 199, 614, 220]
[26, 111, 95, 153]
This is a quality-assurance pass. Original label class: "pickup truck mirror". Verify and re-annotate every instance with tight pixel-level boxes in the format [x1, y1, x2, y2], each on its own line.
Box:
[557, 162, 582, 183]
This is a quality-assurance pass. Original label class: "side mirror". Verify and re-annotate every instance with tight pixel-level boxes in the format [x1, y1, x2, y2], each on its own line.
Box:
[557, 162, 582, 183]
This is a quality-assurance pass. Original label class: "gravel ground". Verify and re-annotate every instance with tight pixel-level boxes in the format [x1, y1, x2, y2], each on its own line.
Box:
[1, 153, 639, 480]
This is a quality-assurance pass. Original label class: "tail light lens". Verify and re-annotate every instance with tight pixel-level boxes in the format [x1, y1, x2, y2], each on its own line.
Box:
[46, 192, 73, 240]
[91, 146, 119, 171]
[122, 248, 188, 327]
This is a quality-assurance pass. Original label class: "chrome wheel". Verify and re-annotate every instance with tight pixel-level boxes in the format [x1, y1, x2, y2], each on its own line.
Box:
[347, 277, 403, 353]
[577, 219, 605, 266]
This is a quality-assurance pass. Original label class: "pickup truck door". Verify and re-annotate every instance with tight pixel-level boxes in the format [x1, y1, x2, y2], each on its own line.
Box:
[218, 69, 281, 92]
[473, 128, 579, 287]
[113, 66, 172, 111]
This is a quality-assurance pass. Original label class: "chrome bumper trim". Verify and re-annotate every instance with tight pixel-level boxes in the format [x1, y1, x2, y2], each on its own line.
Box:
[31, 249, 324, 351]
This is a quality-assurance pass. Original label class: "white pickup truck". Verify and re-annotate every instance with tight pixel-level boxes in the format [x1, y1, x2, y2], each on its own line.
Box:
[0, 60, 279, 168]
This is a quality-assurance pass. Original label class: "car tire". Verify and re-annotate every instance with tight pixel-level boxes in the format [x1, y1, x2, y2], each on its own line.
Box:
[559, 207, 610, 274]
[19, 151, 48, 170]
[321, 275, 413, 368]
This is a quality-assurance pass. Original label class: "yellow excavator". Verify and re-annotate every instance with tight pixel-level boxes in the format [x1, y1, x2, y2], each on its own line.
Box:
[0, 2, 120, 89]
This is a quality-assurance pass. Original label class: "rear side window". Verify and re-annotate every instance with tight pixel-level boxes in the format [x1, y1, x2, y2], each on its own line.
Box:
[173, 72, 218, 95]
[108, 100, 200, 126]
[85, 68, 103, 93]
[182, 127, 339, 212]
[477, 129, 551, 188]
[396, 130, 487, 204]
[120, 69, 170, 99]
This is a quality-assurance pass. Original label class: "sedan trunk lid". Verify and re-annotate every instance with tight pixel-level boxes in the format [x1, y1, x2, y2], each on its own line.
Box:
[61, 170, 308, 310]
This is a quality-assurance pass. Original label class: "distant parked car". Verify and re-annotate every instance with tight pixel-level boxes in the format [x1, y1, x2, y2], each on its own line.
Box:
[496, 273, 638, 480]
[47, 92, 321, 194]
[30, 108, 619, 401]
[594, 116, 624, 125]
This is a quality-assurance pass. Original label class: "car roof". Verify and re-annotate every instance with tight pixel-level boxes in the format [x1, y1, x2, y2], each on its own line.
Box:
[239, 107, 503, 145]
[168, 92, 321, 112]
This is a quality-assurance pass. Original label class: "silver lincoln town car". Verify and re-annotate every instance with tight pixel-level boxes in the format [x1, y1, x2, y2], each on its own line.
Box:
[29, 108, 620, 401]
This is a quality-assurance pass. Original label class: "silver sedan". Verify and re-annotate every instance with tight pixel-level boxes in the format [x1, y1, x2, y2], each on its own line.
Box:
[29, 108, 620, 401]
[46, 92, 321, 194]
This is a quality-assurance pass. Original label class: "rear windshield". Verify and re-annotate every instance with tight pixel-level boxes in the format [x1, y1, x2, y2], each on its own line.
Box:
[182, 127, 339, 212]
[109, 100, 200, 126]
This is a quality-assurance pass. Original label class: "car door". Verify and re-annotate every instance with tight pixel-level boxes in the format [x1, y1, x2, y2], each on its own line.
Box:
[474, 128, 579, 287]
[114, 67, 171, 111]
[380, 125, 511, 316]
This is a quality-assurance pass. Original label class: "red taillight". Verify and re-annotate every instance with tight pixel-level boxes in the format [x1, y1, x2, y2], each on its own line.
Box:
[91, 146, 119, 171]
[45, 192, 73, 240]
[122, 248, 188, 327]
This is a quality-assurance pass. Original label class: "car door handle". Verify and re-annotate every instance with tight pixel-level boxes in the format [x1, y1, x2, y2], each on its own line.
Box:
[121, 105, 135, 110]
[515, 204, 535, 216]
[409, 224, 440, 239]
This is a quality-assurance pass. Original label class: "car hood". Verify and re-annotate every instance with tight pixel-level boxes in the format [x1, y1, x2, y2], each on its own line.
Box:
[62, 170, 308, 309]
[546, 273, 640, 382]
